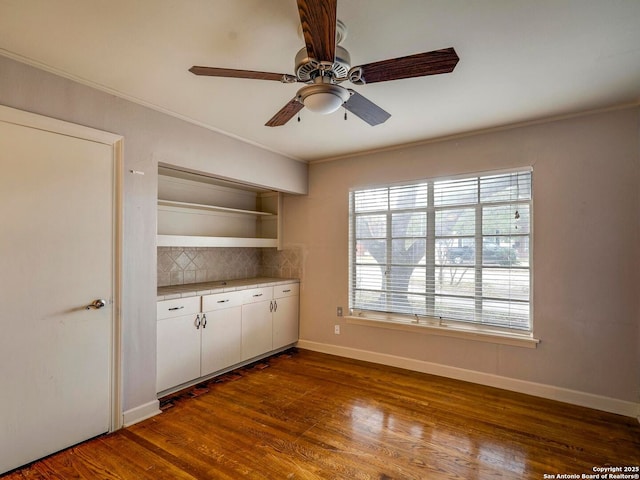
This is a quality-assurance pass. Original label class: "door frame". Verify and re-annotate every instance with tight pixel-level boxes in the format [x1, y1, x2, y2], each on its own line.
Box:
[0, 104, 124, 432]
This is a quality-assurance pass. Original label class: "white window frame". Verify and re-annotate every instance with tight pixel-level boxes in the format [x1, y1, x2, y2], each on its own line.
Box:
[348, 167, 538, 347]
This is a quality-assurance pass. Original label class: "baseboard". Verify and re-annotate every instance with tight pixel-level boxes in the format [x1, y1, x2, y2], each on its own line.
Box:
[297, 340, 640, 418]
[122, 400, 161, 427]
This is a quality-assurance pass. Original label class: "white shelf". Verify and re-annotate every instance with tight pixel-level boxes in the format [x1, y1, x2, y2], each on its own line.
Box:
[157, 200, 275, 217]
[157, 169, 282, 249]
[157, 235, 278, 248]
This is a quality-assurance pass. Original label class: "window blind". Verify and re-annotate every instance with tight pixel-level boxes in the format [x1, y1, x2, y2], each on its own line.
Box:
[349, 169, 532, 331]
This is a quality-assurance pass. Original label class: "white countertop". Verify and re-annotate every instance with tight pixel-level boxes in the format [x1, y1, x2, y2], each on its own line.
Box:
[157, 277, 299, 301]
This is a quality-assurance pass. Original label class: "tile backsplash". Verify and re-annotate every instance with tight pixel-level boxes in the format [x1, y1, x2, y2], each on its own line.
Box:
[261, 247, 302, 279]
[157, 246, 302, 287]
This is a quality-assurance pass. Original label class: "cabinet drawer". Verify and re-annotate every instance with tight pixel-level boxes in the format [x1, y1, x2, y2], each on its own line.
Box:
[157, 296, 201, 320]
[202, 290, 244, 311]
[274, 283, 299, 298]
[243, 286, 273, 304]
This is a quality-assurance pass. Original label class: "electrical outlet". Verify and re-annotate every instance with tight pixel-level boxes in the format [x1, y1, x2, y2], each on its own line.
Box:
[337, 306, 343, 317]
[334, 325, 341, 335]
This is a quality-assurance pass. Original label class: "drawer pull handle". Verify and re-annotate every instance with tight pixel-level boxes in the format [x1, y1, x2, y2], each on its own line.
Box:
[202, 314, 207, 329]
[217, 299, 230, 303]
[168, 306, 184, 311]
[282, 289, 291, 293]
[253, 293, 263, 297]
[195, 314, 201, 329]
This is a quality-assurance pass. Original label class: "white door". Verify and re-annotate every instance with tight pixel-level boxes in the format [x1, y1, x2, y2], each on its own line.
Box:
[241, 300, 273, 361]
[156, 313, 202, 392]
[201, 306, 242, 376]
[272, 295, 299, 350]
[0, 118, 116, 474]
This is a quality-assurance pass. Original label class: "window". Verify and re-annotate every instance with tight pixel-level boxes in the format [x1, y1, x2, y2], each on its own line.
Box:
[349, 169, 532, 332]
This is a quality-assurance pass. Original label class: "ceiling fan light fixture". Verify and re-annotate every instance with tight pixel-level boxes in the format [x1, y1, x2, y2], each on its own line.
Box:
[297, 83, 350, 115]
[304, 91, 345, 114]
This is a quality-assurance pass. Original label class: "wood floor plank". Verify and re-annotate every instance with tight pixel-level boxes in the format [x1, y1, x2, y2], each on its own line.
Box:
[3, 349, 639, 479]
[13, 434, 197, 480]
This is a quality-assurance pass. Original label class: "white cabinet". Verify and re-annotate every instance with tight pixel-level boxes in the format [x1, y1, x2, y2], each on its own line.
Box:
[156, 296, 201, 392]
[272, 283, 300, 350]
[241, 283, 300, 360]
[157, 281, 299, 393]
[201, 291, 243, 376]
[157, 167, 281, 248]
[241, 287, 274, 361]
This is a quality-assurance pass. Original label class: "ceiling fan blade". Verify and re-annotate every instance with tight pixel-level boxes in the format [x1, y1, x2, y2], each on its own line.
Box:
[265, 98, 304, 127]
[351, 48, 459, 84]
[189, 66, 296, 82]
[297, 0, 337, 64]
[344, 90, 391, 126]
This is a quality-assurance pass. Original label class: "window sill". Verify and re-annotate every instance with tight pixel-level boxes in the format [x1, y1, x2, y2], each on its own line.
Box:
[345, 315, 540, 349]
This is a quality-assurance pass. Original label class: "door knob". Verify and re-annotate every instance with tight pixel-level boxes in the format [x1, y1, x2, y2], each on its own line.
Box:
[86, 299, 106, 310]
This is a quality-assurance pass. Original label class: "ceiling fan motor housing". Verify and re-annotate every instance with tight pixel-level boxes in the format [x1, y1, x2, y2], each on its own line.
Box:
[295, 45, 351, 82]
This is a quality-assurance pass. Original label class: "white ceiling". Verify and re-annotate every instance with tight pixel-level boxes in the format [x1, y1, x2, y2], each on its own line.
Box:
[1, 0, 639, 162]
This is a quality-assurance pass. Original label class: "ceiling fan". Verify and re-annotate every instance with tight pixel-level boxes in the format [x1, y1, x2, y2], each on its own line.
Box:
[189, 0, 459, 127]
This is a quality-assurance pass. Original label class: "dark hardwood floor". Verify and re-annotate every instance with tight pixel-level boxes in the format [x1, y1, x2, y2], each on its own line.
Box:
[4, 349, 639, 479]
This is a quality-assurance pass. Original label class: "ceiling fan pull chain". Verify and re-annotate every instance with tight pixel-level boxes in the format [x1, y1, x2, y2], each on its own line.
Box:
[344, 111, 347, 121]
[297, 113, 301, 123]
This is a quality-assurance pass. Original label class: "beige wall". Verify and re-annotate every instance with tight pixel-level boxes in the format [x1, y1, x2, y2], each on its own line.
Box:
[1, 52, 638, 414]
[0, 55, 308, 413]
[285, 107, 640, 403]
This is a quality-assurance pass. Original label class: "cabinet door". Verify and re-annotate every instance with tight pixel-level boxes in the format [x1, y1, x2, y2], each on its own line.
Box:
[157, 313, 202, 392]
[273, 295, 299, 350]
[157, 296, 201, 320]
[200, 306, 242, 376]
[241, 300, 273, 361]
[202, 290, 243, 312]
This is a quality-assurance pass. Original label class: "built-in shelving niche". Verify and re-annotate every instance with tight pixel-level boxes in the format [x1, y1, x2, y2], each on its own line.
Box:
[157, 165, 281, 249]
